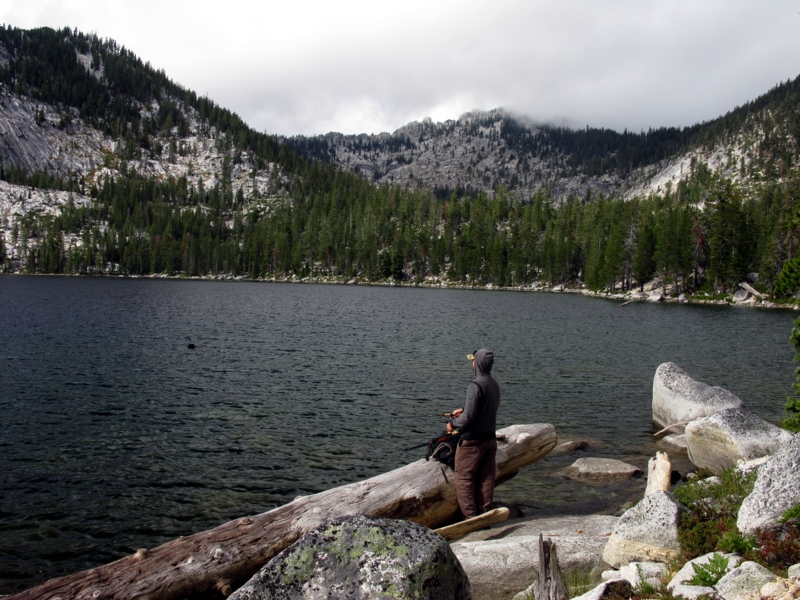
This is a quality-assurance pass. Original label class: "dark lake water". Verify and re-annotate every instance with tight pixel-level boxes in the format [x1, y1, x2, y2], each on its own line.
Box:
[0, 275, 796, 593]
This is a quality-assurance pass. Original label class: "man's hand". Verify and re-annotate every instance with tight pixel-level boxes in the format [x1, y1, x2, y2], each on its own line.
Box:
[452, 408, 464, 418]
[446, 422, 453, 432]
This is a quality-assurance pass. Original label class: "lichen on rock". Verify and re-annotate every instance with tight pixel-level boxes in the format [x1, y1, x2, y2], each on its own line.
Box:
[229, 514, 472, 600]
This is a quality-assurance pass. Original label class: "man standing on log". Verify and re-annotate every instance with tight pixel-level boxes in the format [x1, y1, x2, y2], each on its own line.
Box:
[446, 348, 500, 518]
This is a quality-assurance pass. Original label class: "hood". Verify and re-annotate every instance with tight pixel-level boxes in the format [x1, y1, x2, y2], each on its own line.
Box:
[473, 349, 494, 377]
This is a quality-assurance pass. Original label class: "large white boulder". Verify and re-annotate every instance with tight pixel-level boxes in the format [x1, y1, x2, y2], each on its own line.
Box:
[737, 432, 800, 535]
[602, 491, 684, 568]
[686, 408, 794, 473]
[652, 362, 744, 429]
[715, 561, 777, 600]
[452, 515, 617, 600]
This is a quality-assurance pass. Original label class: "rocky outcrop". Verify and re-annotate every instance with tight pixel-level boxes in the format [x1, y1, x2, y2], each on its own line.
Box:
[229, 514, 471, 600]
[685, 408, 793, 473]
[760, 578, 800, 599]
[601, 562, 668, 588]
[560, 458, 642, 483]
[732, 288, 751, 303]
[452, 515, 618, 600]
[652, 362, 744, 429]
[738, 432, 800, 535]
[602, 491, 684, 568]
[715, 561, 778, 600]
[670, 584, 716, 599]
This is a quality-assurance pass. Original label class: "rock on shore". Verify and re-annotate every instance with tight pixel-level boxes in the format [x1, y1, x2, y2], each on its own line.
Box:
[451, 515, 618, 600]
[230, 515, 471, 600]
[685, 408, 794, 473]
[738, 432, 800, 535]
[652, 362, 744, 429]
[602, 491, 684, 568]
[560, 457, 643, 482]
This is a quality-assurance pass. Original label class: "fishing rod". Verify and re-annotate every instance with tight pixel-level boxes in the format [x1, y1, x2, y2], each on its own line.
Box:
[403, 429, 461, 452]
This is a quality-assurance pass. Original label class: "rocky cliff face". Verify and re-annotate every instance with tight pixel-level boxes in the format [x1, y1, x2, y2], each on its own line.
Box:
[0, 89, 283, 196]
[286, 88, 798, 202]
[0, 92, 107, 177]
[287, 110, 627, 201]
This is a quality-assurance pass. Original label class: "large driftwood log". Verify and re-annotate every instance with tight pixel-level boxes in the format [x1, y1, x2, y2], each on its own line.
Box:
[11, 423, 556, 600]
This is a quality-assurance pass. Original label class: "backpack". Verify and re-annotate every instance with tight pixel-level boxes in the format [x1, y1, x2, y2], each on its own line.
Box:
[425, 431, 461, 468]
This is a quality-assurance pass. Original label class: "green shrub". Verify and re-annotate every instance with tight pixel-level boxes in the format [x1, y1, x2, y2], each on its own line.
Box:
[687, 553, 729, 587]
[779, 503, 800, 523]
[717, 529, 755, 555]
[674, 468, 756, 558]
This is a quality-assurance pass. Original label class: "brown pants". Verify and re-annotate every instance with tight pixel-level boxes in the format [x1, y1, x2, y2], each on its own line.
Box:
[454, 438, 497, 518]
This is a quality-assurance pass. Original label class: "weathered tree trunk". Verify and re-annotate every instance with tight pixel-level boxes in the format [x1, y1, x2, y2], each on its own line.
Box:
[534, 533, 568, 600]
[644, 451, 672, 496]
[11, 423, 556, 600]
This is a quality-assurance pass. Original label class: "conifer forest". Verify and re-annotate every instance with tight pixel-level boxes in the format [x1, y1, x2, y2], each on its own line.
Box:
[2, 25, 800, 300]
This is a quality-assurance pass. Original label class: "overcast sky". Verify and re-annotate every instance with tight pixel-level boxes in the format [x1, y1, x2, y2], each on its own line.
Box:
[1, 1, 799, 136]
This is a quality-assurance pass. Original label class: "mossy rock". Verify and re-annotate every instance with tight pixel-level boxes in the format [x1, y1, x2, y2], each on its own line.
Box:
[230, 514, 472, 599]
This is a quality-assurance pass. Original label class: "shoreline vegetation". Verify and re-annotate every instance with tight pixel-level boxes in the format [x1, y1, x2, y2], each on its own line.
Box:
[4, 271, 797, 310]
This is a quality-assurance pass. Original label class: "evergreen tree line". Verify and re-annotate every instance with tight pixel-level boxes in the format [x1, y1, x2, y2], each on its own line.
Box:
[6, 162, 800, 299]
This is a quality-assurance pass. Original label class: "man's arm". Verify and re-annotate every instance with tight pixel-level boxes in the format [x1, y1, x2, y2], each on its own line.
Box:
[450, 382, 480, 430]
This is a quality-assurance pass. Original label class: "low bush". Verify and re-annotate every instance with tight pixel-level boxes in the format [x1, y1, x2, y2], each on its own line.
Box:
[755, 521, 800, 571]
[674, 468, 756, 558]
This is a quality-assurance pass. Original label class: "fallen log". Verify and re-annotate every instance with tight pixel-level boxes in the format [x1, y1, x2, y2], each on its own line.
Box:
[434, 506, 510, 540]
[11, 423, 556, 600]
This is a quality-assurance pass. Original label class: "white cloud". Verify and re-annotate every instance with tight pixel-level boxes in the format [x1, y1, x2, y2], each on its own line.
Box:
[1, 0, 799, 135]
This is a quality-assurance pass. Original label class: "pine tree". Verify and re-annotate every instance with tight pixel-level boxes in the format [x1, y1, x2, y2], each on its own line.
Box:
[633, 212, 657, 290]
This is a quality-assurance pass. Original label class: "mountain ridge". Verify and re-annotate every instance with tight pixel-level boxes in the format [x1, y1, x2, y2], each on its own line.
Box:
[285, 75, 800, 201]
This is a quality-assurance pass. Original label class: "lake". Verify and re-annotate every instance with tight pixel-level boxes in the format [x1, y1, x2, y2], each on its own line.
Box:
[0, 275, 796, 593]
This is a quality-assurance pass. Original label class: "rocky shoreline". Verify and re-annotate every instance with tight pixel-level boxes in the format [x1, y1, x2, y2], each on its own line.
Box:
[222, 362, 799, 600]
[442, 362, 800, 600]
[3, 271, 796, 310]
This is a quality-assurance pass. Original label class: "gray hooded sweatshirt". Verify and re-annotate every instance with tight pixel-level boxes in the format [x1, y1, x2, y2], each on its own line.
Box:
[451, 349, 500, 440]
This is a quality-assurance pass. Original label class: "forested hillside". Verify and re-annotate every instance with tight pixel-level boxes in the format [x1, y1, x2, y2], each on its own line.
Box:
[2, 25, 800, 300]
